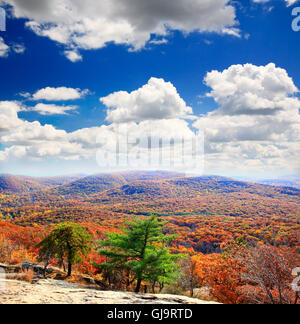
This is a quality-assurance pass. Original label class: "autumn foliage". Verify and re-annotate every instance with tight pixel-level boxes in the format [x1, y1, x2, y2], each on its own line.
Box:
[0, 173, 299, 303]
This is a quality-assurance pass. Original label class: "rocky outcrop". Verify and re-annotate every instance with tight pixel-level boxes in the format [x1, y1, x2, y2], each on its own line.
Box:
[0, 279, 219, 304]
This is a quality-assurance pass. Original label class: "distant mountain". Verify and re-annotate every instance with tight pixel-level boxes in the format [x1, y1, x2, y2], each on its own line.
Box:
[2, 172, 299, 209]
[46, 171, 185, 198]
[0, 174, 83, 193]
[0, 171, 189, 206]
[50, 173, 128, 198]
[119, 171, 186, 182]
[33, 175, 85, 187]
[0, 175, 44, 193]
[254, 177, 300, 190]
[87, 175, 300, 204]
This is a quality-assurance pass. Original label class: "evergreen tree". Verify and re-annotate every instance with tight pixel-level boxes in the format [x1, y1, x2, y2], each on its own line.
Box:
[37, 222, 92, 277]
[97, 215, 182, 293]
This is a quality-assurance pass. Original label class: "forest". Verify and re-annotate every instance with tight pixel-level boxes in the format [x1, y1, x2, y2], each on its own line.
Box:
[0, 171, 299, 304]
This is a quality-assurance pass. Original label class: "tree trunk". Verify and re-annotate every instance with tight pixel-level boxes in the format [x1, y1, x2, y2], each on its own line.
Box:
[43, 261, 49, 279]
[152, 282, 156, 293]
[135, 278, 142, 293]
[190, 285, 194, 297]
[159, 283, 164, 293]
[294, 292, 299, 305]
[67, 262, 72, 277]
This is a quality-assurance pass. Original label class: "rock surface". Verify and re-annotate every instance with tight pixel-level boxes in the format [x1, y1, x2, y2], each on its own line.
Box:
[0, 279, 219, 304]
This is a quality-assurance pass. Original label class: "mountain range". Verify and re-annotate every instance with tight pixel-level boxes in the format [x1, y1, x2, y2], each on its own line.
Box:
[0, 171, 299, 254]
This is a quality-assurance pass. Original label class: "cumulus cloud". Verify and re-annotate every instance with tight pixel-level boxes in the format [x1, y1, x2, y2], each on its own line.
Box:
[0, 101, 66, 145]
[0, 93, 197, 168]
[0, 101, 24, 130]
[204, 63, 299, 116]
[193, 63, 300, 175]
[1, 64, 299, 176]
[64, 50, 83, 63]
[253, 0, 299, 6]
[1, 121, 66, 146]
[0, 37, 26, 57]
[32, 87, 88, 101]
[101, 77, 193, 123]
[0, 37, 9, 57]
[3, 0, 239, 61]
[0, 100, 84, 162]
[32, 103, 78, 115]
[203, 141, 300, 177]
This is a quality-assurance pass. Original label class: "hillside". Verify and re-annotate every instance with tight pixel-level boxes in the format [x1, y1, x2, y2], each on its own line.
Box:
[0, 174, 83, 193]
[0, 175, 45, 193]
[50, 173, 128, 198]
[0, 172, 299, 254]
[87, 175, 300, 204]
[0, 171, 187, 206]
[0, 172, 299, 304]
[53, 171, 185, 198]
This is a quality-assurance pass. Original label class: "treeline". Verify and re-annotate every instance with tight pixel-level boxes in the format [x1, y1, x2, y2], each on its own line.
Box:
[37, 215, 182, 293]
[0, 217, 299, 303]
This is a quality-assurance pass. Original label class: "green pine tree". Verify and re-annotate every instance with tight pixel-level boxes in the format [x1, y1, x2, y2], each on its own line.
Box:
[97, 214, 182, 293]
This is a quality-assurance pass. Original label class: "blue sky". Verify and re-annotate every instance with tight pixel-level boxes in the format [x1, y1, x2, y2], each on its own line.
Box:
[0, 0, 299, 177]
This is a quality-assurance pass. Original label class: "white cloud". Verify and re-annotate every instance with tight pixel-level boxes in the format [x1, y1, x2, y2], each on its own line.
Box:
[204, 63, 299, 116]
[32, 87, 88, 101]
[253, 0, 299, 6]
[1, 64, 299, 176]
[0, 100, 93, 162]
[64, 50, 83, 63]
[203, 141, 300, 177]
[12, 43, 26, 54]
[0, 37, 9, 57]
[286, 0, 299, 5]
[0, 37, 26, 57]
[0, 101, 84, 162]
[3, 0, 239, 61]
[0, 95, 196, 166]
[149, 38, 168, 45]
[32, 103, 78, 115]
[0, 101, 66, 143]
[0, 101, 24, 136]
[101, 77, 193, 123]
[193, 63, 300, 176]
[19, 92, 31, 99]
[1, 121, 66, 146]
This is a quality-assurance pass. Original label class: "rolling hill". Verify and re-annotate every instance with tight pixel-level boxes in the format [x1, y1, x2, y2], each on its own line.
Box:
[51, 171, 184, 198]
[0, 171, 299, 254]
[86, 175, 300, 205]
[0, 175, 44, 193]
[0, 174, 84, 194]
[0, 171, 189, 206]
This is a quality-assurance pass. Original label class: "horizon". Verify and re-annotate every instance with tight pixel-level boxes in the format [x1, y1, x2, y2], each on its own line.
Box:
[0, 170, 299, 181]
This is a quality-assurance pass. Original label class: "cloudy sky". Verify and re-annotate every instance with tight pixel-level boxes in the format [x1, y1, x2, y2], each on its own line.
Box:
[0, 0, 299, 177]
